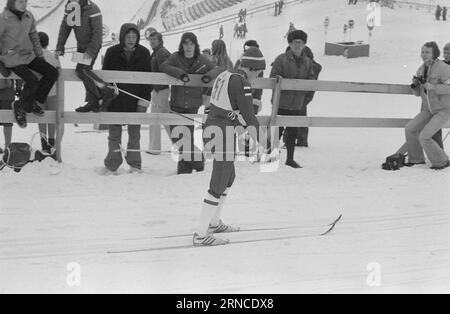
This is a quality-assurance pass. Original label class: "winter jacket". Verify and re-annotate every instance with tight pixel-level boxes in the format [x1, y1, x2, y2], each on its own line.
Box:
[412, 59, 450, 114]
[0, 9, 42, 68]
[299, 46, 322, 105]
[0, 79, 14, 100]
[161, 52, 221, 110]
[56, 0, 102, 58]
[150, 44, 171, 92]
[102, 23, 152, 113]
[270, 48, 315, 111]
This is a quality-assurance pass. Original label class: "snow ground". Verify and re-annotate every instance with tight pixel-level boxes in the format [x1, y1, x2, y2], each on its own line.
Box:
[1, 0, 450, 294]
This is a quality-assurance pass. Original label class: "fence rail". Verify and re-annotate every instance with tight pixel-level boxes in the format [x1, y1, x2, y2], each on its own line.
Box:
[1, 69, 450, 163]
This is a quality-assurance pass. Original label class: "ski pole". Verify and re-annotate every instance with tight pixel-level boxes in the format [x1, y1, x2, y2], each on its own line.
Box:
[116, 87, 204, 126]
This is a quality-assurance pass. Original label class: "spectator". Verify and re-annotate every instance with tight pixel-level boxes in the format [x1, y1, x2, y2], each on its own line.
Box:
[161, 32, 221, 175]
[202, 48, 214, 62]
[443, 6, 447, 21]
[270, 30, 315, 168]
[435, 5, 442, 21]
[235, 40, 263, 114]
[37, 32, 60, 155]
[404, 42, 450, 170]
[56, 0, 118, 113]
[148, 31, 172, 155]
[102, 23, 152, 175]
[0, 0, 59, 128]
[295, 46, 322, 147]
[0, 78, 14, 154]
[211, 40, 233, 70]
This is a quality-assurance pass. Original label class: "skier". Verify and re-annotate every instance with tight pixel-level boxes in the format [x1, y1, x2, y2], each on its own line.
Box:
[443, 7, 447, 21]
[284, 22, 296, 38]
[219, 25, 224, 40]
[0, 0, 59, 128]
[193, 47, 270, 246]
[55, 0, 118, 113]
[435, 5, 442, 21]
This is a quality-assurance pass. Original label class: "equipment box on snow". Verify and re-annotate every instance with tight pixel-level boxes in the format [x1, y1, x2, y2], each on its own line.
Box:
[325, 42, 370, 58]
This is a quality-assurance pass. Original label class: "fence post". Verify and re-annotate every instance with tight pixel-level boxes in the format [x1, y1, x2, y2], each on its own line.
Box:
[55, 70, 65, 163]
[269, 76, 283, 147]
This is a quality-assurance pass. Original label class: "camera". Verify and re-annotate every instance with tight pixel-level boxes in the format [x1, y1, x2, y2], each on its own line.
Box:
[410, 75, 426, 89]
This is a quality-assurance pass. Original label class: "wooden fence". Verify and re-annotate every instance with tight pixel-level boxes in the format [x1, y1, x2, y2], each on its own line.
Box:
[1, 69, 450, 163]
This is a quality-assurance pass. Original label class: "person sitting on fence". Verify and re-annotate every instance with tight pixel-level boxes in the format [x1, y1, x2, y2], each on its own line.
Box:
[55, 0, 118, 113]
[37, 32, 61, 155]
[148, 31, 172, 155]
[101, 23, 152, 175]
[0, 78, 14, 155]
[270, 30, 315, 169]
[160, 32, 222, 175]
[0, 0, 59, 129]
[402, 42, 450, 170]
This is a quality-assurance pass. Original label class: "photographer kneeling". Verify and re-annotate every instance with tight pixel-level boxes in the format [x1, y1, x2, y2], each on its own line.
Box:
[387, 42, 450, 171]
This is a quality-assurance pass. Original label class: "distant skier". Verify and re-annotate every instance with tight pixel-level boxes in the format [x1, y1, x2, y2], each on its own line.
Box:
[284, 22, 296, 38]
[219, 25, 224, 39]
[435, 5, 442, 21]
[443, 7, 447, 21]
[193, 47, 271, 246]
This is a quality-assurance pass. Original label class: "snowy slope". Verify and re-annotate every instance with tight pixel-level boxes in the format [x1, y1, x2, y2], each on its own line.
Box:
[1, 0, 450, 293]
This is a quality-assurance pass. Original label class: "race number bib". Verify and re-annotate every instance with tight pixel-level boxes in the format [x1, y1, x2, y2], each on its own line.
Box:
[66, 2, 81, 27]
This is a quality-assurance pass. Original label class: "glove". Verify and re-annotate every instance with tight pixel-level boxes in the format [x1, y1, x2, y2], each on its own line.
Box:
[180, 73, 190, 83]
[382, 153, 406, 171]
[0, 61, 11, 78]
[201, 75, 212, 84]
[136, 100, 149, 113]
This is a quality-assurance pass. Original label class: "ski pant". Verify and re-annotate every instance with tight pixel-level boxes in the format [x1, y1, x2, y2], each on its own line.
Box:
[396, 129, 444, 155]
[10, 58, 59, 112]
[104, 124, 142, 171]
[405, 109, 450, 167]
[170, 107, 204, 173]
[208, 159, 236, 199]
[75, 50, 102, 105]
[278, 108, 301, 161]
[149, 89, 171, 153]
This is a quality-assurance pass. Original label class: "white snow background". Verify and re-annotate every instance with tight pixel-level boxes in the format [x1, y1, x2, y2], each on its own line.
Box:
[0, 0, 449, 293]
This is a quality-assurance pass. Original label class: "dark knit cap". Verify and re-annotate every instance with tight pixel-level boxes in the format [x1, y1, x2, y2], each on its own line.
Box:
[240, 47, 266, 71]
[288, 30, 308, 44]
[244, 40, 259, 49]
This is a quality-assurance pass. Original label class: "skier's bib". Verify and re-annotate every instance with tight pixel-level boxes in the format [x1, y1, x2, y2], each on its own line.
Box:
[210, 71, 239, 113]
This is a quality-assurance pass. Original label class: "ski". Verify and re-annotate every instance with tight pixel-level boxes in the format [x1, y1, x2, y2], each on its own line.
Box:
[108, 214, 342, 255]
[151, 214, 342, 240]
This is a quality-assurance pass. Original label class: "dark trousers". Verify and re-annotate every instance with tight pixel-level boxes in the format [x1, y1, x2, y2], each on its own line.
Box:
[169, 107, 204, 173]
[279, 108, 301, 161]
[75, 51, 103, 105]
[209, 159, 236, 199]
[104, 124, 142, 171]
[10, 58, 59, 112]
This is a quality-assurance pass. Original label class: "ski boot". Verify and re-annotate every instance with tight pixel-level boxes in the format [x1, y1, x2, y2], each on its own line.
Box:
[193, 233, 230, 247]
[208, 220, 240, 234]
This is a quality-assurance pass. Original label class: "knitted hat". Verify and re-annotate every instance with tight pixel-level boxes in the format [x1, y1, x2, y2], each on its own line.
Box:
[288, 30, 308, 44]
[244, 40, 259, 49]
[240, 47, 266, 71]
